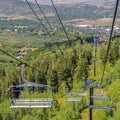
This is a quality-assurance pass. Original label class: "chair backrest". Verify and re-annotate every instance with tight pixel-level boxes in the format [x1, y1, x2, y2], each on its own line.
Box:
[10, 82, 54, 109]
[66, 92, 82, 102]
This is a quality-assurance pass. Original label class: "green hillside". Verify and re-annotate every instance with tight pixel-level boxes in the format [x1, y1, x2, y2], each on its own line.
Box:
[0, 1, 120, 120]
[0, 31, 120, 119]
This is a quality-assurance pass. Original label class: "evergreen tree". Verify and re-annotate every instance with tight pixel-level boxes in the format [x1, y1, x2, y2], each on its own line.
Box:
[82, 43, 93, 65]
[0, 113, 2, 120]
[47, 69, 58, 93]
[108, 41, 119, 66]
[74, 55, 88, 82]
[100, 45, 107, 65]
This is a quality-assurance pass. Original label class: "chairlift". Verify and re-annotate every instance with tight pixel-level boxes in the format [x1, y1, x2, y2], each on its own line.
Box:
[84, 80, 100, 88]
[89, 94, 115, 111]
[10, 82, 54, 108]
[66, 92, 82, 102]
[89, 105, 112, 110]
[66, 90, 88, 102]
[91, 93, 108, 100]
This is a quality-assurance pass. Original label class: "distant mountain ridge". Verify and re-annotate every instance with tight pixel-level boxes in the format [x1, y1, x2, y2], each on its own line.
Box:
[0, 0, 116, 19]
[27, 0, 114, 4]
[0, 0, 35, 17]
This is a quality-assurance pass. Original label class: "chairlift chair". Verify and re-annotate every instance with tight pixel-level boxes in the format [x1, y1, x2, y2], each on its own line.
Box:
[89, 105, 112, 110]
[66, 90, 88, 102]
[91, 93, 108, 100]
[84, 80, 100, 88]
[66, 92, 82, 102]
[10, 82, 54, 108]
[89, 95, 114, 111]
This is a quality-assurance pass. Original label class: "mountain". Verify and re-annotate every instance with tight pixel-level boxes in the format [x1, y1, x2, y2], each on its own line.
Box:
[0, 0, 116, 20]
[27, 0, 114, 4]
[0, 0, 29, 17]
[0, 0, 53, 18]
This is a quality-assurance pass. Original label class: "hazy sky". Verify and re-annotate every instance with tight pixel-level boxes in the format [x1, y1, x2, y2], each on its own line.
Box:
[22, 0, 89, 3]
[22, 0, 113, 4]
[22, 0, 88, 4]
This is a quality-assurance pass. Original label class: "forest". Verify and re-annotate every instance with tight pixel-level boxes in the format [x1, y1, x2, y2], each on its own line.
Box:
[0, 30, 120, 119]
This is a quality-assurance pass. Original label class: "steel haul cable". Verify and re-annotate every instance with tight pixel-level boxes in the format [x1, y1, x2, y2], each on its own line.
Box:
[34, 0, 52, 29]
[0, 0, 66, 73]
[50, 0, 73, 48]
[100, 0, 119, 85]
[0, 48, 41, 73]
[26, 0, 64, 54]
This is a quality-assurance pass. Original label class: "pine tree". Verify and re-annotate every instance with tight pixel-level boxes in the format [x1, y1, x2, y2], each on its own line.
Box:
[100, 45, 107, 65]
[82, 43, 93, 65]
[47, 69, 58, 93]
[74, 55, 88, 82]
[108, 41, 119, 66]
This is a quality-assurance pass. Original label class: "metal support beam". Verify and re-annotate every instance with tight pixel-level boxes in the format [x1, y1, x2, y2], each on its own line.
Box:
[89, 88, 94, 120]
[93, 36, 98, 76]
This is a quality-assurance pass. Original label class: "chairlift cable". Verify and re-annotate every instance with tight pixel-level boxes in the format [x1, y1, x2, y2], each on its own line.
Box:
[50, 0, 73, 48]
[0, 48, 41, 73]
[25, 0, 64, 54]
[34, 0, 64, 53]
[34, 0, 52, 29]
[100, 0, 119, 85]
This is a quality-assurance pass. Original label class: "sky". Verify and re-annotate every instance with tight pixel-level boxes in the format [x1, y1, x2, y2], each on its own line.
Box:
[22, 0, 113, 4]
[22, 0, 92, 4]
